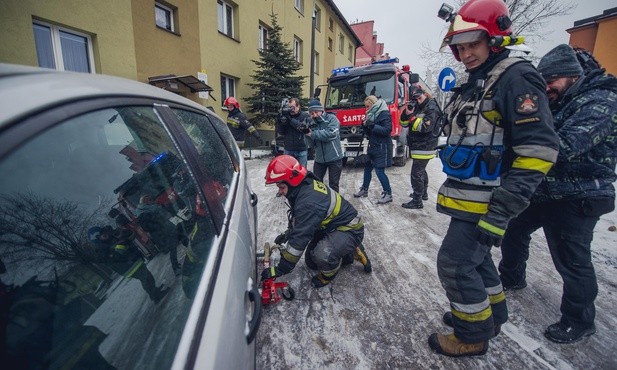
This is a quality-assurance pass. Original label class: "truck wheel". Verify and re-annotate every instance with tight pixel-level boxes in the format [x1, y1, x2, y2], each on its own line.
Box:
[393, 155, 407, 166]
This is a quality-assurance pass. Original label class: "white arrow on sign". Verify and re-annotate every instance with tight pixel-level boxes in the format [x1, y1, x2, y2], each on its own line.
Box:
[441, 73, 455, 90]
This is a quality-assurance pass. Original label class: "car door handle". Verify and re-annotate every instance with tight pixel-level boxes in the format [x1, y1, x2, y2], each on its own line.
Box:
[250, 192, 258, 207]
[246, 282, 262, 344]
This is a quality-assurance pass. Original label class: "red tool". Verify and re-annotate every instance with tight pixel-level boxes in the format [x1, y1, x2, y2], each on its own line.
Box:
[260, 242, 295, 305]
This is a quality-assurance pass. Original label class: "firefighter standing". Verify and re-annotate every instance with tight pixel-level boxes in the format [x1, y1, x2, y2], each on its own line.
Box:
[430, 0, 559, 357]
[261, 155, 371, 288]
[498, 44, 617, 343]
[401, 85, 440, 209]
[224, 97, 261, 147]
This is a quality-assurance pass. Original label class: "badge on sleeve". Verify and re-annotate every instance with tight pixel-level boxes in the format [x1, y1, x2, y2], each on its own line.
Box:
[515, 94, 539, 114]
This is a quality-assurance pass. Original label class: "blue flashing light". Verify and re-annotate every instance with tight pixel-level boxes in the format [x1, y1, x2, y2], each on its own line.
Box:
[151, 152, 166, 163]
[331, 66, 353, 75]
[372, 57, 399, 65]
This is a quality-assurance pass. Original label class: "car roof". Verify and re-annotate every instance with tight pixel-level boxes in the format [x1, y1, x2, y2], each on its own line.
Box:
[0, 63, 209, 128]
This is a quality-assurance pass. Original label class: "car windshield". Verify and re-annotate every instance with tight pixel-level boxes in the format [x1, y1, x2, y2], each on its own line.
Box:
[325, 72, 396, 109]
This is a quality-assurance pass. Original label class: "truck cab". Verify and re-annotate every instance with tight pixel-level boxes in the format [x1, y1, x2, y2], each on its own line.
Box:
[322, 58, 415, 166]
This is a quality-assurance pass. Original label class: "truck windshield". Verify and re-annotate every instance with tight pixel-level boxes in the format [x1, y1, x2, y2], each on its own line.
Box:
[325, 72, 396, 109]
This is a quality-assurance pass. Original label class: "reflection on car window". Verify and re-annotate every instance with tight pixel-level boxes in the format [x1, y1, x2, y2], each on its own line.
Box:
[0, 106, 217, 369]
[173, 109, 236, 208]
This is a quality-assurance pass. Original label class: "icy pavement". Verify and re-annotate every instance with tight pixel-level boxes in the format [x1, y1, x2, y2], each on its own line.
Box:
[246, 154, 617, 369]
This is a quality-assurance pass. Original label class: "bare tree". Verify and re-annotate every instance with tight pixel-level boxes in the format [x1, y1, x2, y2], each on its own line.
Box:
[0, 191, 111, 266]
[421, 0, 575, 92]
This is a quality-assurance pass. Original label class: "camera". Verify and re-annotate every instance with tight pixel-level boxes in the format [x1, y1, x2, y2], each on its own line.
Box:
[407, 99, 417, 111]
[438, 3, 456, 23]
[280, 98, 292, 115]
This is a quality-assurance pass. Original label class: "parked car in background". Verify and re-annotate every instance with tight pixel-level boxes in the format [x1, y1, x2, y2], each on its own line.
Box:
[0, 64, 260, 370]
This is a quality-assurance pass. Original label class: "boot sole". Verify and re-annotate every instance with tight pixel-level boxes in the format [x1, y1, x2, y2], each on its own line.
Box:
[428, 333, 488, 357]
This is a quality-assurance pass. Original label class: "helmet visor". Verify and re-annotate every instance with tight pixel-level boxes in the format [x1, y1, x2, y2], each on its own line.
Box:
[448, 30, 487, 45]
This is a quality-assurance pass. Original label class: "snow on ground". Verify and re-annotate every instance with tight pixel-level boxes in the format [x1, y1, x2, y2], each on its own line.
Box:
[245, 152, 617, 370]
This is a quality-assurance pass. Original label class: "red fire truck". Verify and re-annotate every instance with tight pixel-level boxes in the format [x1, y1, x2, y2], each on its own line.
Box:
[319, 58, 424, 166]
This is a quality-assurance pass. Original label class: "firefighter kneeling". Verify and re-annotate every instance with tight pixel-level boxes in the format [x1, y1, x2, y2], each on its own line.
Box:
[262, 155, 372, 288]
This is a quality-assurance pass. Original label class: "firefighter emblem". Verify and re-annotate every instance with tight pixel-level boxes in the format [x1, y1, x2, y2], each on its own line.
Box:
[516, 93, 539, 114]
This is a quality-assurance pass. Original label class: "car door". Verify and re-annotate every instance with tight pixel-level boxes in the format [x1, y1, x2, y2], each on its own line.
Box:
[0, 97, 259, 369]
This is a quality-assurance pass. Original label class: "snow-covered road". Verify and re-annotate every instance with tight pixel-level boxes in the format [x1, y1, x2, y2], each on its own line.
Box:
[247, 154, 617, 369]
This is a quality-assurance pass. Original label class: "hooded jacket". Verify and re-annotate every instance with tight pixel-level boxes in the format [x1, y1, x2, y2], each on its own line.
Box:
[308, 112, 344, 163]
[534, 69, 617, 201]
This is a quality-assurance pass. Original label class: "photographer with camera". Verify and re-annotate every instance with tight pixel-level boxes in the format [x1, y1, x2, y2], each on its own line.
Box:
[400, 85, 441, 210]
[276, 98, 310, 167]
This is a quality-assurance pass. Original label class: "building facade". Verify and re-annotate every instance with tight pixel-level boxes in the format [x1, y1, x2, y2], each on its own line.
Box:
[0, 0, 360, 124]
[567, 7, 617, 75]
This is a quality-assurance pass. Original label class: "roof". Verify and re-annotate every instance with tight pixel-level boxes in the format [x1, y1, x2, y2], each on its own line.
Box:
[568, 7, 617, 31]
[0, 63, 207, 129]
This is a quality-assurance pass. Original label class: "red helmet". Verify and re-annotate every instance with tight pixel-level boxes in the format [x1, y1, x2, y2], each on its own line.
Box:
[265, 155, 307, 187]
[442, 0, 512, 61]
[224, 96, 239, 109]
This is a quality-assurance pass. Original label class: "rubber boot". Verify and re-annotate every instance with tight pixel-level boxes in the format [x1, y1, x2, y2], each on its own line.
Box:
[354, 245, 372, 273]
[311, 270, 338, 288]
[428, 332, 488, 357]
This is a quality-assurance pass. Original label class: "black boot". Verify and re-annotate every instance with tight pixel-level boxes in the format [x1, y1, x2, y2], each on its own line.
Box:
[422, 189, 429, 200]
[402, 196, 423, 209]
[442, 312, 501, 337]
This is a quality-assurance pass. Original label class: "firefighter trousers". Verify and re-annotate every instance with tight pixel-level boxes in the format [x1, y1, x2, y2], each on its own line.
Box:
[306, 227, 364, 273]
[437, 218, 507, 343]
[499, 199, 602, 327]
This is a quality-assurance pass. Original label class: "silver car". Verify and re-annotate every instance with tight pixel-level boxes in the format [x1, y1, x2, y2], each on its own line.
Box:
[0, 64, 260, 369]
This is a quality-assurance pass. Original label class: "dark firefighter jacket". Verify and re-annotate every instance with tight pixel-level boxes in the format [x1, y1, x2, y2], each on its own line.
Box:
[277, 110, 310, 151]
[364, 107, 393, 168]
[226, 108, 258, 142]
[533, 69, 617, 201]
[437, 51, 560, 223]
[401, 98, 440, 159]
[283, 175, 358, 262]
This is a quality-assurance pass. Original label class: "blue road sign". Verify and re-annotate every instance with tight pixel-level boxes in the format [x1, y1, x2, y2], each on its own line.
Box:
[438, 67, 456, 92]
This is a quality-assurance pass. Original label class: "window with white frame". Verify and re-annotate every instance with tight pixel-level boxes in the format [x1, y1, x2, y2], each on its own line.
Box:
[328, 17, 334, 31]
[220, 74, 236, 105]
[348, 43, 353, 61]
[314, 51, 320, 75]
[338, 34, 345, 53]
[314, 6, 321, 31]
[293, 37, 303, 64]
[294, 0, 304, 14]
[328, 37, 333, 51]
[258, 23, 269, 51]
[155, 2, 174, 31]
[32, 22, 94, 73]
[217, 0, 234, 37]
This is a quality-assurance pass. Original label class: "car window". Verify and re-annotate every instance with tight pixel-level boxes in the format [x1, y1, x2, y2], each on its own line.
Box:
[172, 108, 235, 211]
[0, 106, 217, 369]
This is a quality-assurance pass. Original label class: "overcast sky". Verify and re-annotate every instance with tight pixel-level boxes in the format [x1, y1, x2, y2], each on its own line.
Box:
[333, 0, 616, 78]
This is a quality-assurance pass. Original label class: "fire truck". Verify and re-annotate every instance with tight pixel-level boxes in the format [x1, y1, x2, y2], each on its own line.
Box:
[318, 58, 424, 166]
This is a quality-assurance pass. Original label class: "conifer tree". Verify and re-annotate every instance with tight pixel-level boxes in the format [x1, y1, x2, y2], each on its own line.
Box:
[246, 12, 306, 126]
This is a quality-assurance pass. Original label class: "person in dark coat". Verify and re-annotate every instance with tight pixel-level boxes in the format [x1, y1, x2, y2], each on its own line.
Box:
[224, 96, 261, 147]
[136, 194, 181, 276]
[498, 44, 617, 344]
[353, 95, 393, 204]
[277, 98, 310, 167]
[401, 85, 440, 209]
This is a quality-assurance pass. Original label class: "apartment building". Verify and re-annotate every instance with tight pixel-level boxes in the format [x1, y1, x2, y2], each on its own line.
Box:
[567, 7, 617, 75]
[0, 0, 360, 121]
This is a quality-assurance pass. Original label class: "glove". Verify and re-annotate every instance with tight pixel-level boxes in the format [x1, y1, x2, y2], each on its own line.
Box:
[476, 187, 530, 247]
[279, 115, 289, 125]
[260, 254, 296, 280]
[274, 230, 289, 245]
[476, 211, 508, 247]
